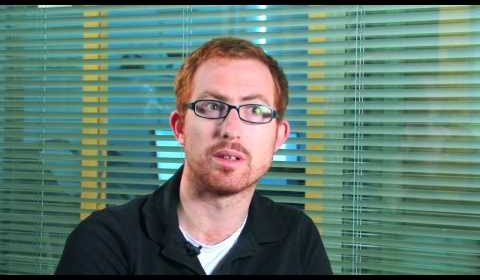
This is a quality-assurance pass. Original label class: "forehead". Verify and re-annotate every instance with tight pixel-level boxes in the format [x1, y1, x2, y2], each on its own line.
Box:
[191, 58, 275, 104]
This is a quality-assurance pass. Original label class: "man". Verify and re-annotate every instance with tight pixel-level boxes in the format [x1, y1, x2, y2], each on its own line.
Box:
[55, 37, 332, 275]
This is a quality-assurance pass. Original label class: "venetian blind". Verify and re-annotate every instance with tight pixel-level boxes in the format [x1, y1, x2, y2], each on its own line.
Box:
[0, 5, 479, 275]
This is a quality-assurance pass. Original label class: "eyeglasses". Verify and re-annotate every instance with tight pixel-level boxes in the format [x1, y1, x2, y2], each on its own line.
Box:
[187, 99, 277, 124]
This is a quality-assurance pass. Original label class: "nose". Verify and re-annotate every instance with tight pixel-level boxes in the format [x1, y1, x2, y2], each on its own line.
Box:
[219, 107, 242, 140]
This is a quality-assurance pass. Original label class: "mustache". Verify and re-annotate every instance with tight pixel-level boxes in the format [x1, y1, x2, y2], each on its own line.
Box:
[207, 141, 250, 159]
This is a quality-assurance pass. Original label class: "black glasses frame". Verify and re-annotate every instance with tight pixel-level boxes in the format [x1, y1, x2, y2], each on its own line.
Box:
[186, 99, 278, 124]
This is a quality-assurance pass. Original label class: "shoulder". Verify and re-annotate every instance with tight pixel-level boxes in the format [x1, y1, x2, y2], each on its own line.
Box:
[81, 194, 149, 231]
[56, 195, 151, 274]
[66, 193, 154, 252]
[254, 193, 313, 227]
[251, 193, 319, 244]
[254, 195, 332, 274]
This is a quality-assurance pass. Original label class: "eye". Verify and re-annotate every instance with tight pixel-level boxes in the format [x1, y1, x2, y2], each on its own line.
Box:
[252, 105, 270, 116]
[207, 102, 224, 111]
[207, 101, 221, 111]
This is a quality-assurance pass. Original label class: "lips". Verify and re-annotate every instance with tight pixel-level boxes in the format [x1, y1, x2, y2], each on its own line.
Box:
[213, 149, 246, 161]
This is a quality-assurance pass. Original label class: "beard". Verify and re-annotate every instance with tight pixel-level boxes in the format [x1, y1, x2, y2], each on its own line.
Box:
[184, 141, 272, 196]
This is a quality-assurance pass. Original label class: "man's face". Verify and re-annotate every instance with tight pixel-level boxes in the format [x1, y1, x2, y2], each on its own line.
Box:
[171, 57, 290, 196]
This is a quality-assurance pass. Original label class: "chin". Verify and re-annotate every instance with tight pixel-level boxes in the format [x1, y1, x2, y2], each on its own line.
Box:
[204, 170, 254, 196]
[187, 157, 271, 196]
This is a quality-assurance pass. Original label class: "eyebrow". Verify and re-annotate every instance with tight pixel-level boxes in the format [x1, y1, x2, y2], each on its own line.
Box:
[199, 91, 271, 105]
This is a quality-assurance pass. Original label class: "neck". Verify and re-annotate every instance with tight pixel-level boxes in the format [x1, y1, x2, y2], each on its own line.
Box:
[177, 166, 254, 245]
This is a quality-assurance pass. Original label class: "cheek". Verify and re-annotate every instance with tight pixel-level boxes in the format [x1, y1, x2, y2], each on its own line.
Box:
[183, 119, 213, 152]
[248, 128, 277, 161]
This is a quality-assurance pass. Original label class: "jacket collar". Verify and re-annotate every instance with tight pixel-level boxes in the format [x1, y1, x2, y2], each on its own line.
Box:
[142, 165, 183, 246]
[247, 191, 287, 243]
[141, 165, 287, 268]
[142, 165, 205, 273]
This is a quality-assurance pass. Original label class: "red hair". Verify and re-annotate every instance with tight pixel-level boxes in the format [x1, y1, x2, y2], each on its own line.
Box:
[174, 37, 289, 119]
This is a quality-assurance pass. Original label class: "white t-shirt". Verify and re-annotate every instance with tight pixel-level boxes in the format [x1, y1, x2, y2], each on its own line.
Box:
[179, 216, 248, 275]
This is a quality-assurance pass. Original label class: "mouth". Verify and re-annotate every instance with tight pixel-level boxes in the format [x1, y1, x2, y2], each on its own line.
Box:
[213, 149, 246, 162]
[220, 155, 240, 161]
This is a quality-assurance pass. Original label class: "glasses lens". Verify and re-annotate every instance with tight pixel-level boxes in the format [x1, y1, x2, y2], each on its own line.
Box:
[195, 100, 227, 118]
[240, 104, 274, 123]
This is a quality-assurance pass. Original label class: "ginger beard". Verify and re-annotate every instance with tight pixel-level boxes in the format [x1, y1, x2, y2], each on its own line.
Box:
[183, 137, 276, 197]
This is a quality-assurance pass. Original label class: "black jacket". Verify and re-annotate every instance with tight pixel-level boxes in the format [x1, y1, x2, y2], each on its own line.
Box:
[55, 166, 332, 275]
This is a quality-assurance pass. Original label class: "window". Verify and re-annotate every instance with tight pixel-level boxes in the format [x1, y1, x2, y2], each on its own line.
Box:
[0, 5, 479, 274]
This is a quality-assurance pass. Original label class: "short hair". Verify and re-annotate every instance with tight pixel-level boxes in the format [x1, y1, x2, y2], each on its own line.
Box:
[174, 37, 289, 120]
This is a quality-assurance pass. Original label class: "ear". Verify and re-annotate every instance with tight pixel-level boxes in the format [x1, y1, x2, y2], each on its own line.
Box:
[170, 111, 185, 146]
[274, 119, 290, 153]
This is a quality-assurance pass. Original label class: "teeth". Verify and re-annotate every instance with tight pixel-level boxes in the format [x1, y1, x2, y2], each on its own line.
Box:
[223, 155, 238, 160]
